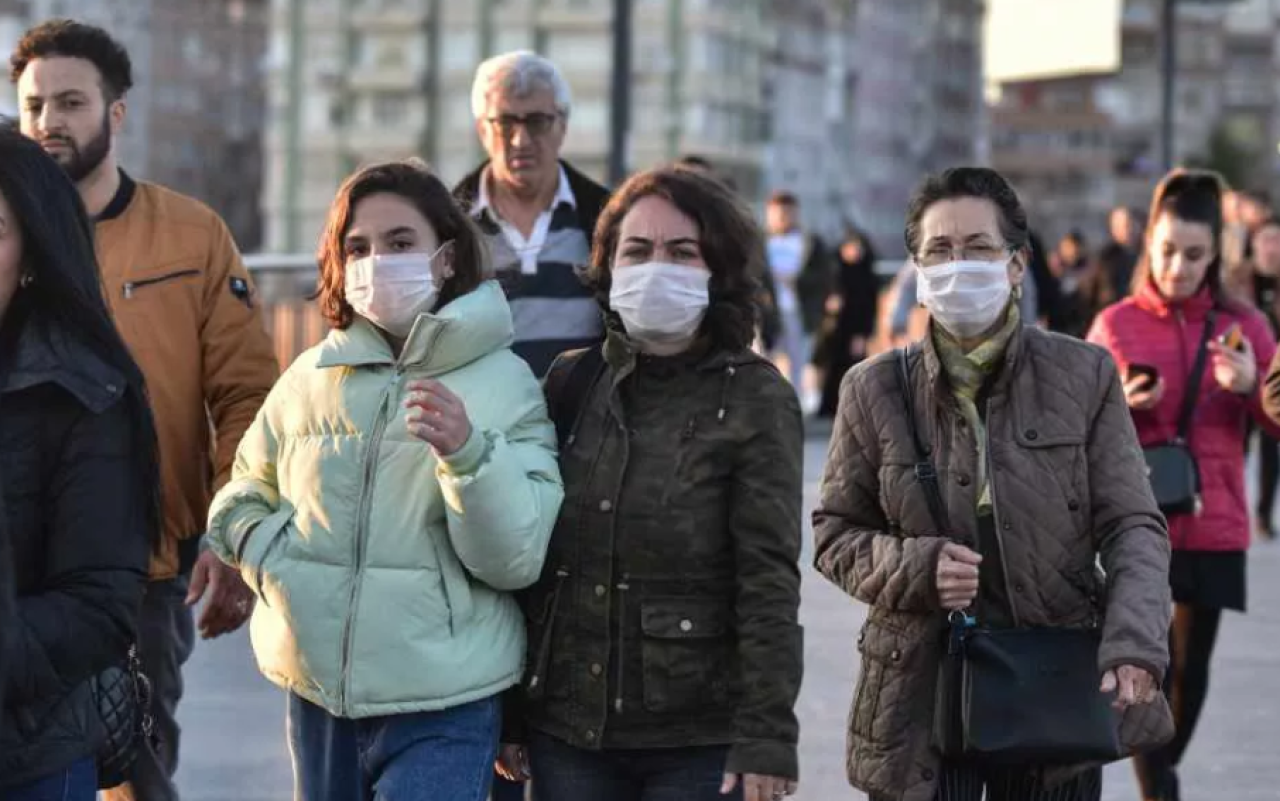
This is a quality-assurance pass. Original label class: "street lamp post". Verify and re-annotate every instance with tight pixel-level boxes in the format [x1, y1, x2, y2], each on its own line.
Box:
[608, 0, 633, 186]
[1159, 0, 1243, 172]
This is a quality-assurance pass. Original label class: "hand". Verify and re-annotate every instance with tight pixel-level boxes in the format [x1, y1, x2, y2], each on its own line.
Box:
[186, 550, 255, 639]
[849, 336, 868, 359]
[936, 542, 983, 611]
[404, 380, 473, 456]
[1123, 374, 1165, 411]
[1208, 337, 1258, 395]
[1100, 664, 1159, 711]
[721, 773, 797, 801]
[825, 293, 843, 315]
[495, 743, 530, 783]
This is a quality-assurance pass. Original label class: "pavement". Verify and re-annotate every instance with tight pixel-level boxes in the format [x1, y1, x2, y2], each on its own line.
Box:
[175, 432, 1280, 800]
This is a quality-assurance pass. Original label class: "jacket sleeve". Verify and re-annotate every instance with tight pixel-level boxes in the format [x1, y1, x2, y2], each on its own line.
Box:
[204, 375, 288, 569]
[723, 375, 804, 781]
[200, 215, 279, 490]
[4, 400, 150, 702]
[813, 367, 949, 613]
[436, 374, 563, 592]
[1237, 312, 1280, 438]
[1087, 355, 1172, 679]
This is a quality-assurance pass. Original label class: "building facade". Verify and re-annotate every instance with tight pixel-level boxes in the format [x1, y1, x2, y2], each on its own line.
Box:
[847, 0, 987, 258]
[991, 71, 1119, 247]
[19, 0, 269, 248]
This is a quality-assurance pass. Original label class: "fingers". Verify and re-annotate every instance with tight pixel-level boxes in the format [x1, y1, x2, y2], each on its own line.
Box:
[185, 557, 209, 606]
[198, 564, 255, 639]
[404, 380, 461, 412]
[1100, 669, 1117, 694]
[720, 773, 739, 795]
[941, 543, 983, 566]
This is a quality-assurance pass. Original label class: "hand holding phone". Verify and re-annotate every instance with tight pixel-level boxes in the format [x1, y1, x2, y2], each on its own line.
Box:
[1126, 363, 1159, 393]
[1219, 323, 1246, 353]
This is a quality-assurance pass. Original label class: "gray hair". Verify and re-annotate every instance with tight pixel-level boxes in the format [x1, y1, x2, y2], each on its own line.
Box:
[470, 51, 573, 121]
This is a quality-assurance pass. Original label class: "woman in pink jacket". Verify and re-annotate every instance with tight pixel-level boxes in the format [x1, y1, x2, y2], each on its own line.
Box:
[1088, 169, 1280, 801]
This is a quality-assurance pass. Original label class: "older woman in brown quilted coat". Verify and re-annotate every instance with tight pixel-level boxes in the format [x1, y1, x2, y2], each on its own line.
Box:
[813, 167, 1174, 801]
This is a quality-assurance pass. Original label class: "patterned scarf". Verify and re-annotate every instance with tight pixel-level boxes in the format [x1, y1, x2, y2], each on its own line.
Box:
[932, 302, 1021, 511]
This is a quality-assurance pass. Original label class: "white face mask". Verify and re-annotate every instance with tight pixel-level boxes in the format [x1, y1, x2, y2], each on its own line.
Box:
[916, 258, 1013, 339]
[344, 245, 448, 338]
[609, 262, 711, 352]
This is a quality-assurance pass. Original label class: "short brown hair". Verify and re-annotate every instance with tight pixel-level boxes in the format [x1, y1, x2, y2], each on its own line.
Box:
[316, 160, 488, 330]
[768, 190, 798, 207]
[590, 165, 761, 351]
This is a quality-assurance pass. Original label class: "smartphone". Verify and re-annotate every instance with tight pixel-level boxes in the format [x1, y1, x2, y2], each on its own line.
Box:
[1219, 323, 1246, 352]
[1127, 363, 1159, 392]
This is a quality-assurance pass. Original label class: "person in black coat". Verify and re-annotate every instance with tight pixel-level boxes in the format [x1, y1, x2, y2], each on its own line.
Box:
[814, 224, 880, 418]
[0, 128, 159, 797]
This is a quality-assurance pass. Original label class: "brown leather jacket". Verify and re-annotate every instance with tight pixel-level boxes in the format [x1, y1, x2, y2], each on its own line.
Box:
[96, 175, 278, 580]
[813, 323, 1173, 801]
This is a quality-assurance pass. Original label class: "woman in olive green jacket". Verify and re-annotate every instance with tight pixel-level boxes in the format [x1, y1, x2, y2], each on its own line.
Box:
[205, 161, 562, 801]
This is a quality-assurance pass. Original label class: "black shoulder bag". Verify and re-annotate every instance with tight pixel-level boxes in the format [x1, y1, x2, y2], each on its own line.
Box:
[894, 348, 1123, 765]
[1141, 310, 1216, 517]
[543, 344, 606, 451]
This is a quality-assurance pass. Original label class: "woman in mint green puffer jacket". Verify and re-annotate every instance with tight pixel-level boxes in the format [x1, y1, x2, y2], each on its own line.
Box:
[204, 160, 563, 800]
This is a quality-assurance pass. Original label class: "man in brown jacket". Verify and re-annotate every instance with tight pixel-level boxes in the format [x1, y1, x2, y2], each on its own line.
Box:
[12, 20, 278, 801]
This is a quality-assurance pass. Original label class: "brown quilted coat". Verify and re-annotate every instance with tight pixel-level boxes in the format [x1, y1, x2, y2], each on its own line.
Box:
[813, 323, 1174, 801]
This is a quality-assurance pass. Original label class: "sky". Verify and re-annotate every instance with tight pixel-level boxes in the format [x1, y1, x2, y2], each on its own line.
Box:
[984, 0, 1122, 82]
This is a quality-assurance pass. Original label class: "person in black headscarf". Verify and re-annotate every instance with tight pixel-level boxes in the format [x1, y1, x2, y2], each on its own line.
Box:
[814, 224, 880, 418]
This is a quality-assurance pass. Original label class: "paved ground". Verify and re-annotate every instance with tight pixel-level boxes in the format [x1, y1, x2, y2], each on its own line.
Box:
[176, 433, 1280, 800]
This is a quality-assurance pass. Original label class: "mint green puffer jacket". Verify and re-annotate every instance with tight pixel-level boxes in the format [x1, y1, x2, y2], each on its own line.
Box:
[205, 281, 562, 718]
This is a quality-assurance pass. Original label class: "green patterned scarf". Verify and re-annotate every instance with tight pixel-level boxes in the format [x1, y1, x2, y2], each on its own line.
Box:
[932, 302, 1021, 511]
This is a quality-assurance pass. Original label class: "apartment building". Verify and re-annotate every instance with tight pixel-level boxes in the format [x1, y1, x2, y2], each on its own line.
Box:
[991, 70, 1119, 247]
[19, 0, 269, 247]
[263, 0, 775, 253]
[1109, 0, 1280, 208]
[848, 0, 988, 257]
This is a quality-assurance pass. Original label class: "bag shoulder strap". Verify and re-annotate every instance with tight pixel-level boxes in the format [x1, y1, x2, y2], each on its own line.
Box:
[544, 344, 606, 450]
[894, 347, 953, 537]
[1175, 308, 1218, 442]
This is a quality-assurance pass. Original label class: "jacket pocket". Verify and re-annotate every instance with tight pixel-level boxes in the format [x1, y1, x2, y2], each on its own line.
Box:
[122, 266, 200, 299]
[238, 507, 295, 607]
[639, 597, 734, 714]
[852, 618, 923, 744]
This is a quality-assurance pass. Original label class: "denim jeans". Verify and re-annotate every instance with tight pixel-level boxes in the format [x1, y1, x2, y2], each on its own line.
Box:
[527, 730, 741, 801]
[287, 692, 500, 801]
[1, 757, 96, 801]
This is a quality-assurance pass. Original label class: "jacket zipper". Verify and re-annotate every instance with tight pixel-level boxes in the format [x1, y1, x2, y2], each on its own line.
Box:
[336, 334, 439, 714]
[983, 398, 1022, 627]
[122, 268, 200, 298]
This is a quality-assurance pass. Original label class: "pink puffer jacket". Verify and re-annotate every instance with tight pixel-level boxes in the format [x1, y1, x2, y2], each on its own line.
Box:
[1088, 282, 1280, 552]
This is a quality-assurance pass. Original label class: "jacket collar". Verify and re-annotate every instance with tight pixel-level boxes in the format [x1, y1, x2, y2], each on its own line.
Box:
[471, 164, 577, 219]
[455, 158, 610, 246]
[920, 307, 1026, 402]
[1133, 278, 1216, 321]
[316, 280, 514, 374]
[1, 304, 125, 413]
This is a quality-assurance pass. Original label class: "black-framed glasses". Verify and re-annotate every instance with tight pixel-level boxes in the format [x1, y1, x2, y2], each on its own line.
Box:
[486, 112, 560, 138]
[917, 244, 1010, 268]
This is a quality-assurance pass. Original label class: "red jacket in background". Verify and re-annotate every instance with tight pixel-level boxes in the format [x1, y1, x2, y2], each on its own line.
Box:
[1088, 282, 1280, 552]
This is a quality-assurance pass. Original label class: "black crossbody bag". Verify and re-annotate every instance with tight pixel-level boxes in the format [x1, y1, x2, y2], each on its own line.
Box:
[1141, 310, 1216, 517]
[894, 348, 1123, 765]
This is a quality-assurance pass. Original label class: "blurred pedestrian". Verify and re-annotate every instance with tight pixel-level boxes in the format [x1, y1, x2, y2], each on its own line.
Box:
[816, 166, 1173, 801]
[205, 160, 562, 800]
[1088, 169, 1279, 801]
[1047, 229, 1113, 338]
[764, 191, 832, 413]
[454, 50, 609, 379]
[1249, 216, 1280, 541]
[0, 126, 158, 798]
[812, 223, 879, 418]
[1098, 206, 1142, 299]
[10, 20, 278, 800]
[499, 166, 803, 801]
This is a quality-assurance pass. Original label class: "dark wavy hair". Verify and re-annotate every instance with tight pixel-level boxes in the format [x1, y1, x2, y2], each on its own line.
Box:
[316, 160, 489, 330]
[589, 165, 761, 352]
[10, 19, 134, 101]
[1132, 168, 1230, 302]
[904, 166, 1031, 258]
[0, 126, 159, 550]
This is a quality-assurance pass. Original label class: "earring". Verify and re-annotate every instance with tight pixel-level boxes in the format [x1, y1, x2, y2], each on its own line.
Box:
[18, 272, 32, 289]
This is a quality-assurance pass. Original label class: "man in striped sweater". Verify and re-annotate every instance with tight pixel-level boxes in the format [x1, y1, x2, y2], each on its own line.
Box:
[455, 50, 610, 378]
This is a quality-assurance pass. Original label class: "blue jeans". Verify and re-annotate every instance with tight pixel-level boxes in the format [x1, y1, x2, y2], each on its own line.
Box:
[527, 730, 741, 801]
[1, 757, 96, 801]
[287, 693, 500, 801]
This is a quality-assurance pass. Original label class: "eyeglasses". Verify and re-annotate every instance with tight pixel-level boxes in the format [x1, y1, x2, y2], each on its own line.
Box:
[917, 244, 1010, 268]
[486, 112, 560, 138]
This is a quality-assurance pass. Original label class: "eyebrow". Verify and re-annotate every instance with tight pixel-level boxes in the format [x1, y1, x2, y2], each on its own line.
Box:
[621, 236, 699, 247]
[24, 89, 87, 103]
[924, 233, 997, 246]
[345, 226, 416, 242]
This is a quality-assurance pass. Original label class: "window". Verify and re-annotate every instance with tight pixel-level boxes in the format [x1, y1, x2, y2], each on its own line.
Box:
[373, 91, 411, 126]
